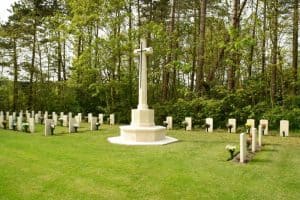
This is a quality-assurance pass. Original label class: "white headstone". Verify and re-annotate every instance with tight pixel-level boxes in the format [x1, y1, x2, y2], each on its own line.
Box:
[110, 114, 115, 125]
[44, 119, 52, 136]
[228, 118, 236, 133]
[35, 114, 39, 124]
[63, 115, 68, 127]
[98, 114, 104, 124]
[164, 116, 173, 130]
[78, 113, 82, 122]
[240, 133, 247, 163]
[44, 111, 48, 124]
[74, 116, 80, 127]
[53, 113, 58, 125]
[29, 118, 35, 133]
[69, 118, 76, 133]
[90, 117, 97, 131]
[259, 119, 268, 135]
[251, 128, 257, 152]
[258, 125, 262, 147]
[88, 113, 92, 123]
[68, 112, 72, 120]
[185, 117, 192, 131]
[280, 120, 289, 137]
[8, 116, 13, 130]
[0, 114, 3, 128]
[31, 111, 35, 119]
[17, 116, 22, 131]
[6, 112, 9, 121]
[60, 112, 64, 119]
[12, 112, 16, 120]
[205, 118, 213, 132]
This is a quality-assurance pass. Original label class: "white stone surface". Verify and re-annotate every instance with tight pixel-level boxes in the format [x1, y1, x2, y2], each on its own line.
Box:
[78, 113, 82, 122]
[98, 114, 104, 124]
[251, 128, 257, 152]
[0, 114, 3, 128]
[17, 117, 22, 131]
[246, 119, 255, 128]
[280, 120, 289, 137]
[90, 117, 97, 131]
[228, 118, 236, 133]
[240, 133, 247, 163]
[205, 118, 213, 132]
[69, 118, 76, 133]
[185, 117, 192, 131]
[110, 114, 115, 125]
[53, 113, 58, 125]
[12, 112, 16, 120]
[29, 118, 35, 133]
[88, 113, 92, 123]
[60, 112, 64, 119]
[68, 112, 72, 121]
[258, 125, 262, 147]
[163, 116, 173, 130]
[8, 116, 13, 130]
[259, 119, 268, 135]
[109, 38, 177, 145]
[35, 114, 39, 124]
[44, 119, 52, 136]
[63, 115, 68, 127]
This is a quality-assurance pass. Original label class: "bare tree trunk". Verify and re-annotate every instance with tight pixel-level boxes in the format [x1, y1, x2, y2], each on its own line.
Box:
[12, 38, 18, 111]
[261, 0, 267, 76]
[28, 20, 37, 110]
[292, 0, 299, 94]
[248, 0, 259, 78]
[270, 0, 278, 107]
[162, 0, 175, 100]
[195, 0, 207, 95]
[190, 6, 198, 92]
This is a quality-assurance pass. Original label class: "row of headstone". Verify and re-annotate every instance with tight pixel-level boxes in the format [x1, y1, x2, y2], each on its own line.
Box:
[88, 113, 114, 125]
[239, 127, 264, 163]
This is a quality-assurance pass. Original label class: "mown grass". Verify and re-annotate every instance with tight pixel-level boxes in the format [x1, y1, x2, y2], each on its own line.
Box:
[0, 124, 299, 200]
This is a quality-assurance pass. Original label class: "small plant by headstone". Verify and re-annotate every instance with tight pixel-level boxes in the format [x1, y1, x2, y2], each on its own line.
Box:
[225, 144, 236, 160]
[204, 123, 210, 132]
[182, 121, 188, 130]
[95, 122, 100, 130]
[59, 118, 63, 126]
[50, 123, 55, 135]
[2, 120, 7, 129]
[261, 123, 266, 135]
[74, 124, 79, 132]
[22, 122, 29, 133]
[245, 122, 251, 134]
[226, 124, 233, 133]
[12, 120, 17, 131]
[163, 121, 168, 127]
[39, 116, 44, 124]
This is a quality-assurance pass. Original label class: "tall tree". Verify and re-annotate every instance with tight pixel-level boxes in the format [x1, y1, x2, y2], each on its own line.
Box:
[292, 0, 299, 94]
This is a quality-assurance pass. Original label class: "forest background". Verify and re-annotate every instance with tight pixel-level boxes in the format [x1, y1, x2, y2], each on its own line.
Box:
[0, 0, 299, 129]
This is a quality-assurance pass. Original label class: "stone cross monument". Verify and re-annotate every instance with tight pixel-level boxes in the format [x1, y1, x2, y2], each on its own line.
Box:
[108, 38, 177, 145]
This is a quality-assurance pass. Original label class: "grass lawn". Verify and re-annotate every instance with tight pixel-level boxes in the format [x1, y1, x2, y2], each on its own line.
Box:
[0, 124, 300, 200]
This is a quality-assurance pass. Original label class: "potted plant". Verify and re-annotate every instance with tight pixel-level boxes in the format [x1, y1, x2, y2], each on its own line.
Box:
[2, 120, 7, 129]
[22, 122, 29, 133]
[50, 123, 55, 135]
[225, 144, 236, 160]
[226, 124, 233, 133]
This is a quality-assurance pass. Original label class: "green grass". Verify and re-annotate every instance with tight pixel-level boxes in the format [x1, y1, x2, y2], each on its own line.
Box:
[0, 124, 300, 200]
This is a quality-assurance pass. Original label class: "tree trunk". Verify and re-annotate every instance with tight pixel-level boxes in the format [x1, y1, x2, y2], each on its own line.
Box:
[270, 0, 278, 107]
[12, 38, 18, 111]
[248, 0, 259, 78]
[190, 6, 198, 92]
[28, 20, 37, 110]
[261, 0, 267, 76]
[292, 0, 299, 94]
[195, 0, 207, 95]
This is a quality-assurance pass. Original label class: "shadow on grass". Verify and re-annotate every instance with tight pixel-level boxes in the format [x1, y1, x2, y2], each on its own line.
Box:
[251, 158, 273, 163]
